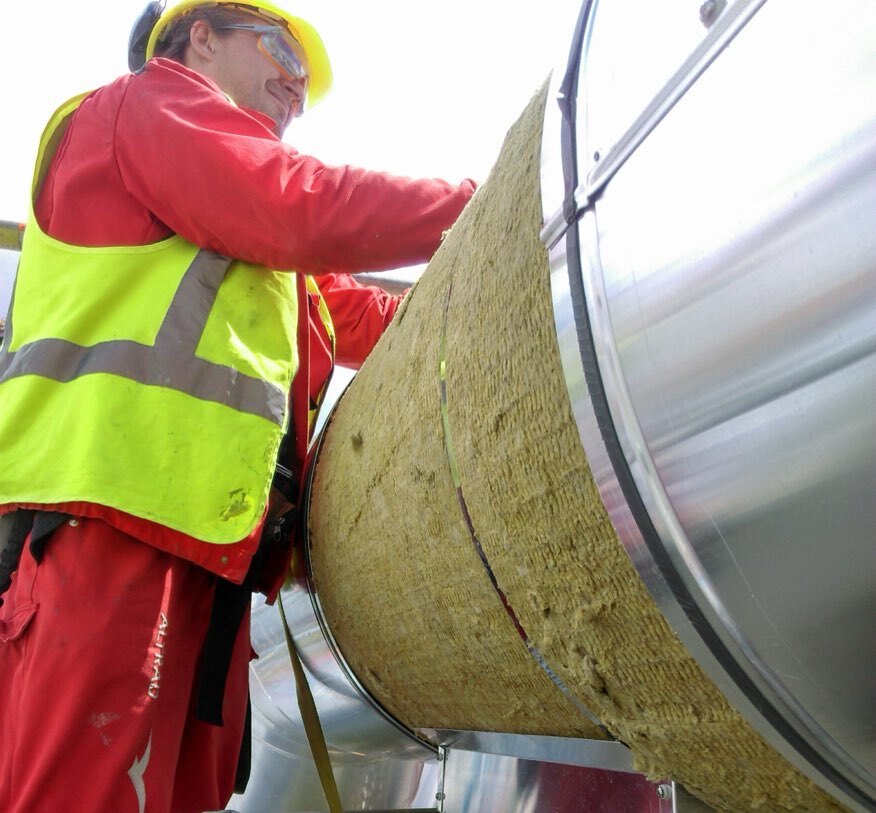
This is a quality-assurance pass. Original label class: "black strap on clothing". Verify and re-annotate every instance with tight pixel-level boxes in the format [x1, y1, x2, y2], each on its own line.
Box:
[30, 511, 72, 562]
[194, 572, 254, 727]
[194, 499, 298, 799]
[194, 428, 301, 793]
[0, 510, 34, 606]
[234, 696, 252, 794]
[272, 461, 300, 506]
[193, 496, 298, 727]
[0, 510, 69, 606]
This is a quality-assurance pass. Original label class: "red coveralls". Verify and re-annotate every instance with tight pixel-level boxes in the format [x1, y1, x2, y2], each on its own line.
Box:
[0, 58, 474, 813]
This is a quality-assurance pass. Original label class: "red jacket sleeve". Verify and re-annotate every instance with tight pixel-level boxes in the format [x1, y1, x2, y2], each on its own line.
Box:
[317, 273, 407, 368]
[113, 59, 476, 275]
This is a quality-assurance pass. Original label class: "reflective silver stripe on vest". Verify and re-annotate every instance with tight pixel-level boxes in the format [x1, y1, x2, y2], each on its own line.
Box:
[0, 249, 286, 424]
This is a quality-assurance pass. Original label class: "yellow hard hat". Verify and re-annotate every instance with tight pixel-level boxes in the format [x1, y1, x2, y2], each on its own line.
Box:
[138, 0, 332, 108]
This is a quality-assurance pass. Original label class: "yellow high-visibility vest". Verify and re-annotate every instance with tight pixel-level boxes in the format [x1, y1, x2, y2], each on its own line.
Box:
[0, 93, 301, 543]
[304, 274, 336, 441]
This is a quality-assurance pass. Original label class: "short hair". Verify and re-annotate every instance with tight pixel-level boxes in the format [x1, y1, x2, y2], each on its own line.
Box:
[154, 6, 259, 63]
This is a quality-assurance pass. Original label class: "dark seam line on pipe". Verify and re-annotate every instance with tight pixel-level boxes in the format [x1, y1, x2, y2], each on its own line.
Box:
[438, 278, 609, 736]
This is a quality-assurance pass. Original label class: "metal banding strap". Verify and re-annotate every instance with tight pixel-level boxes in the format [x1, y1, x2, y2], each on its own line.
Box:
[0, 249, 286, 424]
[541, 0, 769, 250]
[438, 279, 609, 735]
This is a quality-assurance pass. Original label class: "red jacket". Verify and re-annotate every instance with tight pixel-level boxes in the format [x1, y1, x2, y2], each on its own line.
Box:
[12, 57, 475, 585]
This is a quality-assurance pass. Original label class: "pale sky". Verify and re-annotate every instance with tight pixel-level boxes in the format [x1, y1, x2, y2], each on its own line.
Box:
[0, 0, 581, 310]
[0, 0, 581, 218]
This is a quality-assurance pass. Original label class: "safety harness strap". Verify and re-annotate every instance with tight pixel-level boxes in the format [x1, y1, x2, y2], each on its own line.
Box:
[0, 510, 34, 605]
[278, 591, 343, 813]
[193, 495, 298, 793]
[0, 510, 70, 606]
[194, 576, 253, 727]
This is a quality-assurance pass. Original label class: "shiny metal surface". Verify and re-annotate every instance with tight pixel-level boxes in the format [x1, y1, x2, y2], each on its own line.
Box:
[431, 730, 636, 774]
[355, 272, 414, 296]
[0, 221, 24, 252]
[231, 577, 439, 811]
[231, 551, 682, 812]
[673, 782, 718, 813]
[441, 747, 675, 813]
[540, 0, 876, 809]
[541, 0, 766, 249]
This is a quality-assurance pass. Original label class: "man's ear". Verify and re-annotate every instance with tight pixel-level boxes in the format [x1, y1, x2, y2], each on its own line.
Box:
[187, 19, 217, 62]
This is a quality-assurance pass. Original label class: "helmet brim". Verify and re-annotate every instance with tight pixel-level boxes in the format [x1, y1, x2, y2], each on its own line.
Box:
[144, 0, 332, 107]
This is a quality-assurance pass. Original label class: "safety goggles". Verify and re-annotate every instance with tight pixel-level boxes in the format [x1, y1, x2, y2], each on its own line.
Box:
[215, 23, 309, 84]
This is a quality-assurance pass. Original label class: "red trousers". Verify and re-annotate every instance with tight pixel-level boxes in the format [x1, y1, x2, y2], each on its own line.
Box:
[0, 517, 251, 813]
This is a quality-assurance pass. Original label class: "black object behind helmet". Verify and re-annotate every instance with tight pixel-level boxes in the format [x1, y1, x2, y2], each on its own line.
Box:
[128, 0, 167, 72]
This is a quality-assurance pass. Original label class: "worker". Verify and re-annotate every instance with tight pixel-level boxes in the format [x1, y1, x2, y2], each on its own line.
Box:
[0, 1, 475, 811]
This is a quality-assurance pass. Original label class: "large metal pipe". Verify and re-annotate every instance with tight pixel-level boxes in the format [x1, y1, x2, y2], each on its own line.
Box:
[85, 0, 869, 809]
[540, 0, 875, 807]
[3, 1, 872, 807]
[293, 1, 875, 811]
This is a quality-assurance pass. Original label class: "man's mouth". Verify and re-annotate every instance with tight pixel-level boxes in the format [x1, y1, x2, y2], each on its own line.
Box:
[267, 86, 290, 116]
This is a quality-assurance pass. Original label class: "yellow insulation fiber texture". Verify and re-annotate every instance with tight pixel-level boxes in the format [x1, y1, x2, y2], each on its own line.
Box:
[308, 82, 845, 813]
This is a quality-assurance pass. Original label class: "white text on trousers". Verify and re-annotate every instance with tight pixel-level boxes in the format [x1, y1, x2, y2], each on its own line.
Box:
[148, 613, 169, 699]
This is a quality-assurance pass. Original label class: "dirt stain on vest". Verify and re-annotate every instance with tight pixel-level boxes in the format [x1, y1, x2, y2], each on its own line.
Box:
[221, 489, 251, 520]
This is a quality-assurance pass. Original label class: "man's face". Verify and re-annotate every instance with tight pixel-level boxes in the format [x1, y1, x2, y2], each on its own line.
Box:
[205, 13, 308, 134]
